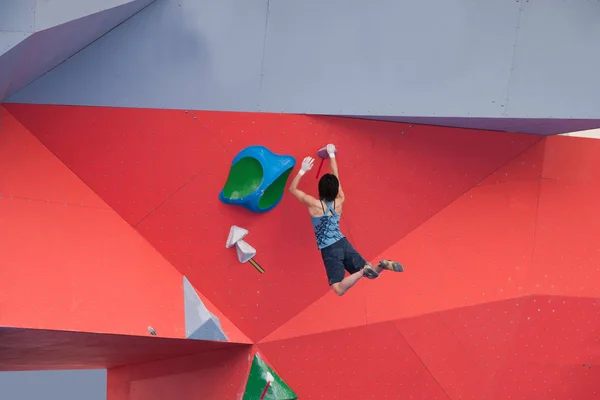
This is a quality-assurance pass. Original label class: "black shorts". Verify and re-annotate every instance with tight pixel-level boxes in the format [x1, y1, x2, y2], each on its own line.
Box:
[321, 237, 368, 285]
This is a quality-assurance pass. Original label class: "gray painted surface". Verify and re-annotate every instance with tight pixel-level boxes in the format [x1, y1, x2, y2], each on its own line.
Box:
[0, 0, 36, 32]
[0, 369, 107, 400]
[0, 0, 154, 101]
[260, 0, 519, 117]
[355, 116, 600, 135]
[188, 319, 227, 341]
[0, 37, 30, 99]
[505, 0, 600, 119]
[0, 0, 35, 99]
[0, 32, 30, 56]
[183, 277, 228, 341]
[6, 0, 600, 134]
[9, 0, 268, 111]
[35, 0, 146, 31]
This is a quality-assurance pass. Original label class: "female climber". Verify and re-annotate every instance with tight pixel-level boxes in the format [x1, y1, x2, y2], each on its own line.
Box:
[288, 143, 404, 296]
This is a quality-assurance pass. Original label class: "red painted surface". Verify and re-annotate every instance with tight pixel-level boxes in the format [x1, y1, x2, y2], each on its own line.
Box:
[189, 278, 252, 344]
[478, 138, 545, 185]
[365, 179, 540, 323]
[258, 322, 449, 400]
[543, 135, 600, 184]
[510, 296, 600, 366]
[4, 103, 540, 342]
[0, 107, 107, 208]
[439, 297, 526, 364]
[260, 297, 599, 399]
[393, 311, 498, 399]
[266, 151, 542, 339]
[0, 327, 248, 371]
[3, 105, 219, 226]
[0, 107, 185, 338]
[107, 346, 252, 400]
[262, 279, 368, 342]
[3, 103, 600, 398]
[530, 136, 600, 297]
[492, 363, 600, 400]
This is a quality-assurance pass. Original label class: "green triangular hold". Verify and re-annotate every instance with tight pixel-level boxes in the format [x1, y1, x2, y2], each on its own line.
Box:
[243, 353, 297, 400]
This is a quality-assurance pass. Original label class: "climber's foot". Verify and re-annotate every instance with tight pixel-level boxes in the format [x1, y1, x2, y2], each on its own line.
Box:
[363, 264, 380, 279]
[379, 259, 404, 272]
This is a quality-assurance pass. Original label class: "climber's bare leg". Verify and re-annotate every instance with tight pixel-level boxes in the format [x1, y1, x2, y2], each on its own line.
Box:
[331, 269, 364, 296]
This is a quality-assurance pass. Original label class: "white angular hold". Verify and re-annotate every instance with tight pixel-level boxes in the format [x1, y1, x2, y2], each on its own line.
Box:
[236, 240, 256, 263]
[226, 225, 249, 248]
[266, 372, 274, 383]
[183, 277, 228, 341]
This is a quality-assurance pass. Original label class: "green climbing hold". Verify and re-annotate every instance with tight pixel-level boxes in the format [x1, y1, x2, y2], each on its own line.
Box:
[257, 166, 293, 210]
[222, 156, 264, 200]
[243, 353, 297, 400]
[219, 145, 296, 213]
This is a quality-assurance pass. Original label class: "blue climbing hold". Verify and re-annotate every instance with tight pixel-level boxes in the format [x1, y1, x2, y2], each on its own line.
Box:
[219, 145, 296, 213]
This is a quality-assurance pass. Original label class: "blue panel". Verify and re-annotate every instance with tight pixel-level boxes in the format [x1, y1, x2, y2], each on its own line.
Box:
[259, 0, 520, 117]
[34, 0, 152, 31]
[8, 0, 268, 110]
[2, 0, 154, 101]
[0, 0, 35, 32]
[0, 370, 107, 400]
[505, 0, 600, 119]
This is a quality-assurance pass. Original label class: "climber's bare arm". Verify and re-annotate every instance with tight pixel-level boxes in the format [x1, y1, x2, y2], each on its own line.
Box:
[289, 170, 319, 206]
[330, 155, 340, 179]
[329, 153, 345, 202]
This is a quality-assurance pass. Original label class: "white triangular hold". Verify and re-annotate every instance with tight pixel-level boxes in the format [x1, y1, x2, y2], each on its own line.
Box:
[182, 277, 228, 341]
[235, 240, 256, 263]
[226, 225, 249, 248]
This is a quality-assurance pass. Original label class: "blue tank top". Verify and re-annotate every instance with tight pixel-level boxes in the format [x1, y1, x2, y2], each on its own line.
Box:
[311, 200, 345, 250]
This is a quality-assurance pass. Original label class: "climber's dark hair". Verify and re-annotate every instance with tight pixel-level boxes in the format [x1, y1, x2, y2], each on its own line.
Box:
[318, 173, 339, 202]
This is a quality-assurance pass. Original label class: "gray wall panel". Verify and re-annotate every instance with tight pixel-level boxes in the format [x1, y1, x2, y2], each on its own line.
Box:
[356, 115, 600, 135]
[0, 0, 155, 101]
[0, 0, 35, 32]
[34, 0, 152, 31]
[0, 31, 30, 56]
[259, 0, 520, 117]
[505, 0, 600, 119]
[6, 0, 600, 134]
[8, 0, 269, 111]
[6, 1, 153, 100]
[0, 36, 30, 99]
[0, 370, 107, 400]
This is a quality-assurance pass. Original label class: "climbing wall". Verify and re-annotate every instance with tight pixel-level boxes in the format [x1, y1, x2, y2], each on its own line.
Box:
[5, 103, 540, 343]
[107, 346, 253, 400]
[259, 296, 600, 399]
[3, 103, 600, 399]
[0, 107, 185, 338]
[0, 326, 245, 371]
[257, 135, 600, 399]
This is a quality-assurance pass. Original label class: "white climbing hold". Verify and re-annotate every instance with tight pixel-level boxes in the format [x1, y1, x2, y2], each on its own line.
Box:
[226, 225, 249, 248]
[226, 225, 257, 264]
[266, 372, 274, 383]
[236, 240, 256, 263]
